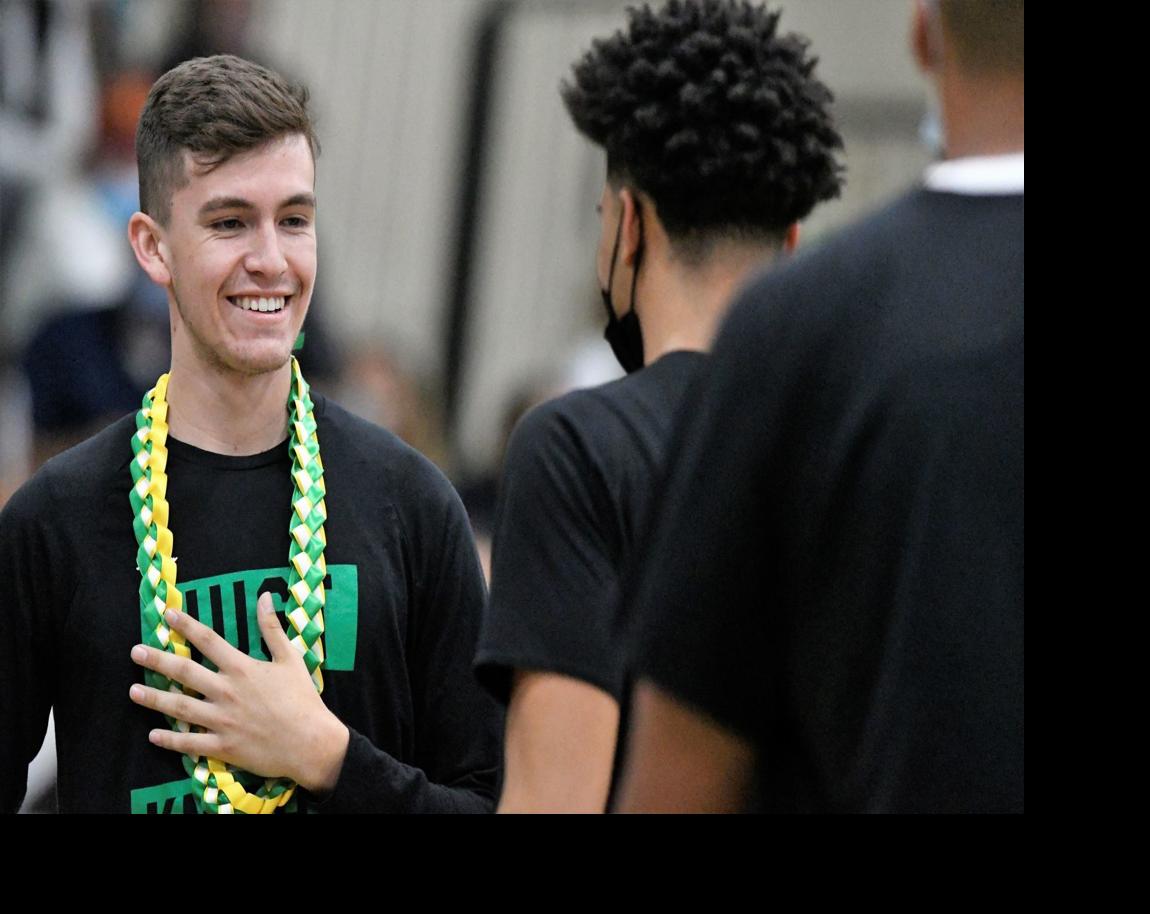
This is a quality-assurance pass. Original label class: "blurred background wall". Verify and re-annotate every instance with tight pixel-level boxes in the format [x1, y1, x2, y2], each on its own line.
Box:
[2, 0, 932, 489]
[1, 0, 935, 811]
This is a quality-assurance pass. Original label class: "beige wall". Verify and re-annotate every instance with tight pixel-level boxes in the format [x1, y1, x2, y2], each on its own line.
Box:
[247, 0, 936, 471]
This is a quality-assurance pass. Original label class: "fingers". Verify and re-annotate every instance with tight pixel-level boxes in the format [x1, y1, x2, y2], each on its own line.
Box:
[129, 682, 222, 731]
[146, 726, 224, 760]
[130, 643, 219, 697]
[163, 608, 239, 671]
[257, 591, 296, 664]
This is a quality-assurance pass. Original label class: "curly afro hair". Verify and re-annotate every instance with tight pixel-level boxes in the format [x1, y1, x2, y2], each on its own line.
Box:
[562, 0, 844, 254]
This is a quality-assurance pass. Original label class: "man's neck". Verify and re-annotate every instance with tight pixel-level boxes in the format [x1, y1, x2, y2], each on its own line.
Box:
[940, 72, 1024, 159]
[164, 356, 293, 456]
[640, 243, 779, 364]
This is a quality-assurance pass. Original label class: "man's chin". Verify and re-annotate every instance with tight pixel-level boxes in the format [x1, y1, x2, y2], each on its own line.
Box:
[236, 350, 296, 377]
[198, 341, 297, 379]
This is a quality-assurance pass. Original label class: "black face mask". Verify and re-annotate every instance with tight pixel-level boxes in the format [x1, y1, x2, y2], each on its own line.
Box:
[600, 204, 645, 374]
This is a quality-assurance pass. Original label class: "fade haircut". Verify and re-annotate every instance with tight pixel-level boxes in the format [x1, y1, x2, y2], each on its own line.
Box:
[562, 0, 844, 261]
[939, 0, 1024, 75]
[136, 54, 319, 225]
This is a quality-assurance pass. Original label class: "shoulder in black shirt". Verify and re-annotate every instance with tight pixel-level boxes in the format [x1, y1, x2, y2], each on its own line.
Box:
[0, 394, 503, 813]
[630, 189, 1024, 813]
[476, 351, 707, 705]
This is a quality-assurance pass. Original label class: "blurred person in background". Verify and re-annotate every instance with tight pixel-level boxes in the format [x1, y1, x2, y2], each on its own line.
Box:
[159, 0, 257, 74]
[474, 0, 844, 812]
[0, 54, 501, 813]
[1, 0, 99, 510]
[15, 69, 171, 469]
[617, 0, 1024, 813]
[458, 373, 566, 584]
[335, 343, 450, 472]
[0, 0, 98, 328]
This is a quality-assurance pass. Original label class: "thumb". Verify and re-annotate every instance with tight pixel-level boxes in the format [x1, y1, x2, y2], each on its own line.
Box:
[257, 591, 295, 663]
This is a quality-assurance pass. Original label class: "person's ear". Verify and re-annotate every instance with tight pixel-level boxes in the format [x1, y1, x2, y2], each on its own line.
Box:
[783, 222, 800, 254]
[618, 187, 644, 267]
[128, 212, 172, 287]
[911, 0, 938, 75]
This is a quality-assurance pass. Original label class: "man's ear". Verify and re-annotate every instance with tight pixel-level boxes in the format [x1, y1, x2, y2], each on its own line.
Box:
[783, 222, 800, 254]
[618, 187, 645, 267]
[128, 212, 172, 287]
[911, 0, 938, 75]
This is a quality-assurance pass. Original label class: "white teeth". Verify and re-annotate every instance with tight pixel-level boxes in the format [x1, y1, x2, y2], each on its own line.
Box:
[234, 296, 286, 312]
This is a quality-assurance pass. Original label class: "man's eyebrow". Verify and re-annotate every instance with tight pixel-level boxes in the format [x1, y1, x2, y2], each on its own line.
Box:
[282, 193, 317, 209]
[198, 196, 255, 217]
[197, 193, 316, 218]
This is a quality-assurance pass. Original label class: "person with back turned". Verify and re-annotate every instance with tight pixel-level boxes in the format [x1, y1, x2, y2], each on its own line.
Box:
[617, 0, 1025, 813]
[474, 0, 844, 812]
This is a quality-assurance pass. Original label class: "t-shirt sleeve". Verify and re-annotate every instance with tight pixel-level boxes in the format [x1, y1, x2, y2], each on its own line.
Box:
[475, 399, 625, 705]
[0, 472, 64, 811]
[627, 288, 789, 742]
[312, 455, 503, 814]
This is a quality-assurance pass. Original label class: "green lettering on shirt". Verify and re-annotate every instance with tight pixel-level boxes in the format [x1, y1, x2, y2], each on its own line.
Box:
[137, 564, 358, 669]
[130, 563, 358, 813]
[131, 778, 303, 814]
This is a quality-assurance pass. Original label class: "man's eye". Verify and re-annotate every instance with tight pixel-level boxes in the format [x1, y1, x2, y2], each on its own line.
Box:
[282, 215, 310, 229]
[211, 218, 243, 231]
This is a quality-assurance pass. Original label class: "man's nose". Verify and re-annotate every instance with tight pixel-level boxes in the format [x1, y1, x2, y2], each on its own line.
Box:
[244, 223, 288, 278]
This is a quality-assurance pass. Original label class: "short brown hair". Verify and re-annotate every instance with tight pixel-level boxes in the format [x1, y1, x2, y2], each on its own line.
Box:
[939, 0, 1024, 75]
[136, 54, 319, 224]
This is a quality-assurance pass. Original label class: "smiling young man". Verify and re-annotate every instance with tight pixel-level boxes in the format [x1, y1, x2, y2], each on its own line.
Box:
[0, 55, 502, 813]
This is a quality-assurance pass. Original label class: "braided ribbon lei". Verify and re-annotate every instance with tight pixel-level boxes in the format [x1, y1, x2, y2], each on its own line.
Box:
[130, 356, 328, 814]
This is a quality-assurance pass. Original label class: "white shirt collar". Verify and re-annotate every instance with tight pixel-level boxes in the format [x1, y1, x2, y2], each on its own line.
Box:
[924, 152, 1024, 195]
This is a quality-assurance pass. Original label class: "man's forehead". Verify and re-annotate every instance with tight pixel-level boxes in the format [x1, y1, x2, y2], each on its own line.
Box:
[183, 133, 313, 170]
[171, 135, 316, 212]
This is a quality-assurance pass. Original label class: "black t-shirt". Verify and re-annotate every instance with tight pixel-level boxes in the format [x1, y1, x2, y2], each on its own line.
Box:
[475, 350, 707, 705]
[0, 393, 503, 813]
[631, 189, 1024, 813]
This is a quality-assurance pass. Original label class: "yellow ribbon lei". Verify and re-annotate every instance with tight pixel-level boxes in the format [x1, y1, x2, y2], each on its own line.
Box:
[130, 356, 328, 814]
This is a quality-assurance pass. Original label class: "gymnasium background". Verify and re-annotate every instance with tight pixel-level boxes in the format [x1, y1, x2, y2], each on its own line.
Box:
[1, 0, 935, 812]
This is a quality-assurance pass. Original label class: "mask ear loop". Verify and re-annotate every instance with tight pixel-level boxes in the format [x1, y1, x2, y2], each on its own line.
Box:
[626, 198, 644, 317]
[603, 208, 625, 316]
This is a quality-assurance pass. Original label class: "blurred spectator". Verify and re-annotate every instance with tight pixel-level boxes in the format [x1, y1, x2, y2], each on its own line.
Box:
[335, 344, 450, 471]
[457, 372, 562, 583]
[1, 0, 99, 353]
[160, 0, 258, 73]
[13, 68, 168, 469]
[457, 335, 620, 584]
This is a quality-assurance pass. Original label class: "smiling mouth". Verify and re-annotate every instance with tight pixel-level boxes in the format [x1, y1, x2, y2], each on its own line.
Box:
[228, 295, 291, 313]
